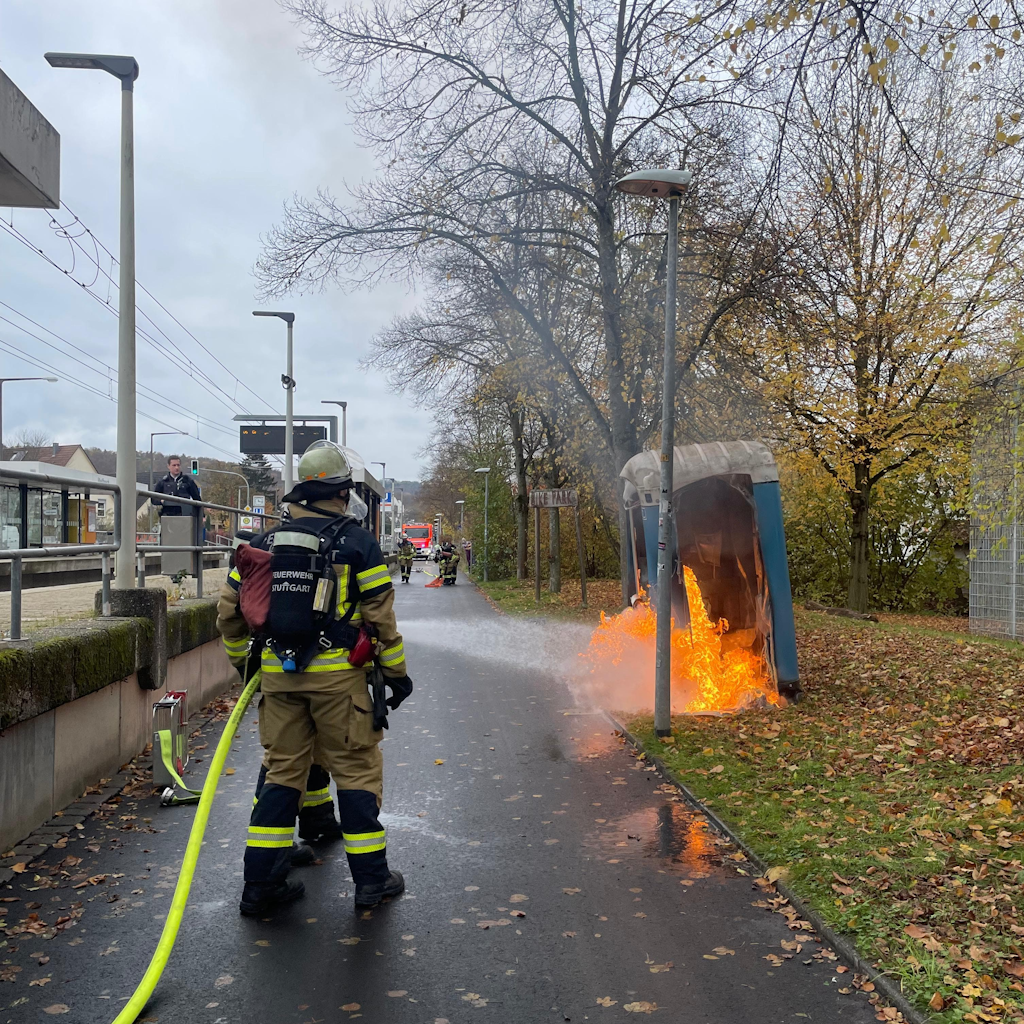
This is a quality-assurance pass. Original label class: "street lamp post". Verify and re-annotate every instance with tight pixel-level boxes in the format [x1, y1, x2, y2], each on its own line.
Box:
[322, 401, 347, 445]
[455, 499, 465, 532]
[615, 167, 692, 737]
[253, 311, 296, 495]
[0, 378, 58, 456]
[475, 467, 491, 582]
[46, 52, 139, 589]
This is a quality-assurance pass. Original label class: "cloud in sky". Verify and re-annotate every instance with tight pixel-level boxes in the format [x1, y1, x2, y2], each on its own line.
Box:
[1, 0, 433, 480]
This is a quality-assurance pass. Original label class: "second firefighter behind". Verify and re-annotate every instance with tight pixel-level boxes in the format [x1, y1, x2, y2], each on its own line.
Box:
[217, 441, 413, 916]
[397, 536, 414, 583]
[438, 541, 460, 585]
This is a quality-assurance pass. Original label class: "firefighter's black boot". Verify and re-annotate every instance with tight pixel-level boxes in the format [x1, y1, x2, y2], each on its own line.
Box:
[290, 841, 316, 866]
[242, 782, 303, 915]
[338, 789, 400, 906]
[355, 870, 405, 908]
[298, 765, 345, 842]
[240, 879, 305, 916]
[298, 801, 345, 842]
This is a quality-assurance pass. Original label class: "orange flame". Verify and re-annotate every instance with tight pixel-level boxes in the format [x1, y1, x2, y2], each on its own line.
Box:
[583, 566, 780, 715]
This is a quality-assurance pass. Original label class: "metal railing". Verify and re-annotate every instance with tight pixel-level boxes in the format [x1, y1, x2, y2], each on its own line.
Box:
[0, 465, 278, 640]
[135, 487, 280, 598]
[0, 465, 121, 640]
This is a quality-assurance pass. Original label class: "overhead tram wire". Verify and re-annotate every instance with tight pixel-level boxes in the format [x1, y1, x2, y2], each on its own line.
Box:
[0, 309, 238, 441]
[0, 337, 243, 462]
[54, 203, 278, 412]
[0, 215, 251, 419]
[0, 300, 288, 474]
[1, 206, 291, 471]
[0, 212, 275, 422]
[61, 202, 278, 411]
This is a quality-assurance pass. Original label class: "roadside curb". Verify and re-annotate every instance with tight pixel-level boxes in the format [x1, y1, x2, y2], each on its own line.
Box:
[467, 575, 507, 616]
[608, 715, 930, 1024]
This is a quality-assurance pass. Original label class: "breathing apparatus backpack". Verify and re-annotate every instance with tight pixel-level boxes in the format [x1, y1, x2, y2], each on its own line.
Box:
[265, 515, 361, 673]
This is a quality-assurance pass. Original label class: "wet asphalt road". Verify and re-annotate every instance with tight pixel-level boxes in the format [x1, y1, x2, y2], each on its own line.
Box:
[2, 572, 881, 1024]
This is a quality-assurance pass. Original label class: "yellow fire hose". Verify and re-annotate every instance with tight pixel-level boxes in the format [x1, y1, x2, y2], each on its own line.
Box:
[111, 670, 262, 1024]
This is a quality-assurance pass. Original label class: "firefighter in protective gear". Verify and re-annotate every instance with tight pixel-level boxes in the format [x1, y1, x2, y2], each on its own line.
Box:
[218, 441, 411, 916]
[226, 537, 346, 858]
[397, 536, 415, 583]
[439, 541, 460, 585]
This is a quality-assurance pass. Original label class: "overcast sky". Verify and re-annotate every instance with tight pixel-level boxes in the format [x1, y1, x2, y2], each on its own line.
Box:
[1, 0, 431, 482]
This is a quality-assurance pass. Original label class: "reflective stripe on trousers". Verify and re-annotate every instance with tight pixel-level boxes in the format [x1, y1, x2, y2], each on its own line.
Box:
[303, 786, 332, 808]
[343, 829, 386, 855]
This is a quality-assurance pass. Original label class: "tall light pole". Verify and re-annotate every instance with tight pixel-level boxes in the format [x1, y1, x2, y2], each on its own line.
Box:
[615, 167, 692, 737]
[47, 52, 139, 589]
[455, 499, 465, 532]
[475, 467, 491, 582]
[371, 461, 386, 492]
[0, 377, 58, 456]
[253, 311, 295, 495]
[322, 400, 347, 445]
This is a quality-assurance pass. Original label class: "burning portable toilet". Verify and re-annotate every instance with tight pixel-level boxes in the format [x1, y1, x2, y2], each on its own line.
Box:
[620, 440, 800, 701]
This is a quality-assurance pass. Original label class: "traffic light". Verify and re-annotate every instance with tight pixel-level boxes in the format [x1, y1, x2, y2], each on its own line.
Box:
[190, 458, 199, 476]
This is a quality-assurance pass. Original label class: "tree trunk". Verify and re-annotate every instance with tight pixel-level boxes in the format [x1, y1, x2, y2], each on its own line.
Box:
[549, 507, 562, 593]
[510, 407, 528, 580]
[847, 465, 871, 612]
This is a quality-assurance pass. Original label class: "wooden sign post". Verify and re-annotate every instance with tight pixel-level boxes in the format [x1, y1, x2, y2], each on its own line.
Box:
[528, 489, 586, 608]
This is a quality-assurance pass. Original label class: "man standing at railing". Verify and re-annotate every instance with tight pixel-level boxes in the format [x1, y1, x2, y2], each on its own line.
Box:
[152, 456, 202, 517]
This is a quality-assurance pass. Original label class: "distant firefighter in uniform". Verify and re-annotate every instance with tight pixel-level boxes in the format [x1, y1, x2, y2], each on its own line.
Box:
[439, 541, 460, 585]
[397, 536, 415, 583]
[217, 441, 412, 916]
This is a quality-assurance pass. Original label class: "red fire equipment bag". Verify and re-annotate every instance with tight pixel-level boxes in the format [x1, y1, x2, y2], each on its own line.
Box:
[235, 542, 272, 632]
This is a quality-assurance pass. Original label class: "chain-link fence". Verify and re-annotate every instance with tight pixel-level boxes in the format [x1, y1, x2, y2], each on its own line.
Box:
[970, 405, 1024, 638]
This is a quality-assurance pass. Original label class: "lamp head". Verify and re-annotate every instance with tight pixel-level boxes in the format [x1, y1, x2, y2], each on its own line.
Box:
[474, 467, 491, 475]
[252, 310, 296, 324]
[45, 52, 139, 82]
[614, 168, 692, 198]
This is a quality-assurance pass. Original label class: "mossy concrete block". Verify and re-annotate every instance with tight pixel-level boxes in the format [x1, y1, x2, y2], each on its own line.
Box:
[102, 589, 166, 691]
[0, 595, 221, 731]
[166, 599, 219, 658]
[0, 645, 34, 729]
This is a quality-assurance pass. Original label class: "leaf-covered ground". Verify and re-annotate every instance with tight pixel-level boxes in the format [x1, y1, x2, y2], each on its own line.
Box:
[476, 576, 622, 622]
[630, 610, 1024, 1024]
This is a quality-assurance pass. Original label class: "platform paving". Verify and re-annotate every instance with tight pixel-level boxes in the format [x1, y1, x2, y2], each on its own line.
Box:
[1, 572, 882, 1023]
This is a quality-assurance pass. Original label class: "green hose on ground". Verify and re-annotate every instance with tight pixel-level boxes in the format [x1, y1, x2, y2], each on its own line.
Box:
[112, 671, 262, 1024]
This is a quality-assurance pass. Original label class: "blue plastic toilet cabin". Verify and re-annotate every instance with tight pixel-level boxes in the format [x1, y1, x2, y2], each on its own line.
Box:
[620, 440, 800, 696]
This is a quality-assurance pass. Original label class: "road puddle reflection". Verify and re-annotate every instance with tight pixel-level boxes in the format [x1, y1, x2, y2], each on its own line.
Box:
[585, 801, 726, 875]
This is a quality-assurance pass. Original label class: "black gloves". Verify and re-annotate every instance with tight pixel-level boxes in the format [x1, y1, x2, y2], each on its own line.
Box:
[386, 675, 413, 710]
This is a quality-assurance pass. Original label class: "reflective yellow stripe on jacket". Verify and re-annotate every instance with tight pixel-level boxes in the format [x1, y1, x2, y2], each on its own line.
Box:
[356, 563, 392, 598]
[262, 647, 356, 673]
[223, 636, 249, 658]
[379, 640, 405, 669]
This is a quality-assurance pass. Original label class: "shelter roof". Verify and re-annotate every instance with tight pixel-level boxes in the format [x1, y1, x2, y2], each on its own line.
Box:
[620, 441, 778, 504]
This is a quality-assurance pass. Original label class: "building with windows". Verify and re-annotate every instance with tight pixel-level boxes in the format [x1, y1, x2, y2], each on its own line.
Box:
[0, 445, 104, 548]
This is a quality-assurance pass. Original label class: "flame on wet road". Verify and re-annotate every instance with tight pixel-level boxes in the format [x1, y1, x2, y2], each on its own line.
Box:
[581, 567, 780, 714]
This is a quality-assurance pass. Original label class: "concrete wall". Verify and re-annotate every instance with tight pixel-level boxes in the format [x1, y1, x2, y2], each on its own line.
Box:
[0, 68, 60, 209]
[0, 636, 236, 852]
